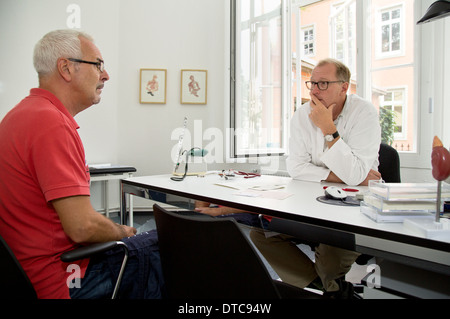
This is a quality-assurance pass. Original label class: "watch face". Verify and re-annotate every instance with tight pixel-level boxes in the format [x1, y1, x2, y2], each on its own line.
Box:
[325, 131, 339, 142]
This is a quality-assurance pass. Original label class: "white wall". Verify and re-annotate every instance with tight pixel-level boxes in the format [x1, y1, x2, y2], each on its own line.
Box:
[114, 0, 227, 176]
[0, 0, 123, 163]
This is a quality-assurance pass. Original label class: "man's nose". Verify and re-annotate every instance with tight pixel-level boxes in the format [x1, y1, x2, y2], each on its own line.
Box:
[101, 69, 110, 81]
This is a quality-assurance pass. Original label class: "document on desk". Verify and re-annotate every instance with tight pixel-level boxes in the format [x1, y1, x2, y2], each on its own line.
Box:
[214, 180, 293, 200]
[237, 189, 293, 200]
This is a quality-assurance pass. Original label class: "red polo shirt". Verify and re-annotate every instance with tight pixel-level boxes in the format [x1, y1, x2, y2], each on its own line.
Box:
[0, 88, 90, 299]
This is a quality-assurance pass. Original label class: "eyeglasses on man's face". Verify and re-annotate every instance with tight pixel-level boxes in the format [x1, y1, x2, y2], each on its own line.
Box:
[305, 81, 344, 91]
[68, 58, 105, 73]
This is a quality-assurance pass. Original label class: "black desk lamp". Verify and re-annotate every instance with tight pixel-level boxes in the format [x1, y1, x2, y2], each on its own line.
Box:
[170, 147, 208, 181]
[417, 0, 450, 24]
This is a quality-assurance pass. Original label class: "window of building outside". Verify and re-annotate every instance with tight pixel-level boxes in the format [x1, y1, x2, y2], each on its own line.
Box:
[231, 0, 448, 171]
[381, 88, 407, 142]
[377, 4, 404, 58]
[302, 26, 315, 56]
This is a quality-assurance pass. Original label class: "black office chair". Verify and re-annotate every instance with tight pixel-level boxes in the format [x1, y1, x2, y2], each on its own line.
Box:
[152, 203, 323, 299]
[378, 142, 401, 183]
[0, 234, 37, 299]
[0, 233, 128, 299]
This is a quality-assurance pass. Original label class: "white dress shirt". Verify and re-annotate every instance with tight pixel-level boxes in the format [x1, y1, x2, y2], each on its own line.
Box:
[286, 94, 381, 186]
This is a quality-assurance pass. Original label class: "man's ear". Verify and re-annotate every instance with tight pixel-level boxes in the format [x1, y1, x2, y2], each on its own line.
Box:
[57, 58, 72, 82]
[341, 81, 349, 94]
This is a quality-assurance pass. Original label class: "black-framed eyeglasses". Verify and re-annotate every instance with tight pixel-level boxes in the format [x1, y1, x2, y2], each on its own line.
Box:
[305, 81, 344, 91]
[68, 58, 105, 73]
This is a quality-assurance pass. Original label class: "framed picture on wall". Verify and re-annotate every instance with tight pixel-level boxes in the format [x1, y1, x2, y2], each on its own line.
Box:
[180, 69, 207, 104]
[140, 69, 167, 104]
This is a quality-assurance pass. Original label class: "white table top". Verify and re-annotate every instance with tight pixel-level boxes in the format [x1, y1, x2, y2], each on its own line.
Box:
[122, 173, 450, 267]
[124, 174, 449, 243]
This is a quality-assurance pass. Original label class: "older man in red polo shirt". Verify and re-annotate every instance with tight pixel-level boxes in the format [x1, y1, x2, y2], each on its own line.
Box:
[0, 30, 162, 299]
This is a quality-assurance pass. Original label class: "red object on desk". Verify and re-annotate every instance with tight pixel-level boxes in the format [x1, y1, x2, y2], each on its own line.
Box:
[323, 186, 359, 192]
[431, 136, 450, 181]
[236, 171, 261, 178]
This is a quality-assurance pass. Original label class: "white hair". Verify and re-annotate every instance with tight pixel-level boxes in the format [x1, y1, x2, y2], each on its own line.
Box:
[33, 29, 94, 77]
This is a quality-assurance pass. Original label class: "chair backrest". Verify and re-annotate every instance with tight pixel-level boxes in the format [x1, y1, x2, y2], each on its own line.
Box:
[153, 204, 281, 299]
[0, 234, 37, 299]
[378, 143, 401, 183]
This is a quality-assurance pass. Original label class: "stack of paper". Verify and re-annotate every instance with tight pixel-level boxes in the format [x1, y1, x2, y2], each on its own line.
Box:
[360, 181, 450, 223]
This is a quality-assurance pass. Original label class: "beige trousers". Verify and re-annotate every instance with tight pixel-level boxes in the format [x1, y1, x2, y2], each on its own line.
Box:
[250, 229, 360, 292]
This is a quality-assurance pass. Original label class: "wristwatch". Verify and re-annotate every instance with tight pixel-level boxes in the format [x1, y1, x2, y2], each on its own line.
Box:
[325, 131, 339, 142]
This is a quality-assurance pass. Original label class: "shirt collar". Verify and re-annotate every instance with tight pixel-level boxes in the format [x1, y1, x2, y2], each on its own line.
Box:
[30, 88, 80, 130]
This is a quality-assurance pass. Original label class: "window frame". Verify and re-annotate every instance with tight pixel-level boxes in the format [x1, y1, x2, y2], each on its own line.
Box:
[329, 0, 357, 77]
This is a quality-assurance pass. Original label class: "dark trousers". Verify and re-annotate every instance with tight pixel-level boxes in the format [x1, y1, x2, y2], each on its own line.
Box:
[70, 230, 164, 299]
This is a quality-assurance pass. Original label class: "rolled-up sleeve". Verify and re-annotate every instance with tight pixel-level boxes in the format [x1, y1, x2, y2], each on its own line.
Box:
[286, 104, 330, 182]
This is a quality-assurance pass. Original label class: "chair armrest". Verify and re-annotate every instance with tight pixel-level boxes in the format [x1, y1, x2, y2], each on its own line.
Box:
[60, 241, 126, 262]
[61, 241, 129, 299]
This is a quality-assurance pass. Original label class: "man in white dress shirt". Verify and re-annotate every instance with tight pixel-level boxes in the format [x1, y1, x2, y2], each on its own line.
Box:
[251, 58, 381, 298]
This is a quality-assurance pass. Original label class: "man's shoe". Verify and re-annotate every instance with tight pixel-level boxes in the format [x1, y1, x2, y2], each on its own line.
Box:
[323, 280, 356, 299]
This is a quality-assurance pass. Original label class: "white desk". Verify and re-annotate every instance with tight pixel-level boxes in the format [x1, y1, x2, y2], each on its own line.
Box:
[120, 174, 450, 297]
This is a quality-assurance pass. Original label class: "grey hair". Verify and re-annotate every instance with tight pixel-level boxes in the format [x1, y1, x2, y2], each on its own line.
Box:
[33, 29, 94, 77]
[316, 58, 351, 83]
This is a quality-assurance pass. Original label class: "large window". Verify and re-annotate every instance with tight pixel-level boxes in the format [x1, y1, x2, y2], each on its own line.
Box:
[231, 0, 450, 173]
[230, 0, 289, 158]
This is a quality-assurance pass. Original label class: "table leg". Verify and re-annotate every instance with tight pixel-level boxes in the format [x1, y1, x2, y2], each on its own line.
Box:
[120, 182, 128, 225]
[105, 180, 110, 218]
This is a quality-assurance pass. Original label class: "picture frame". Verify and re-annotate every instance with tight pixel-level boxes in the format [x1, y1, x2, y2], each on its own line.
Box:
[180, 69, 207, 104]
[140, 69, 167, 104]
